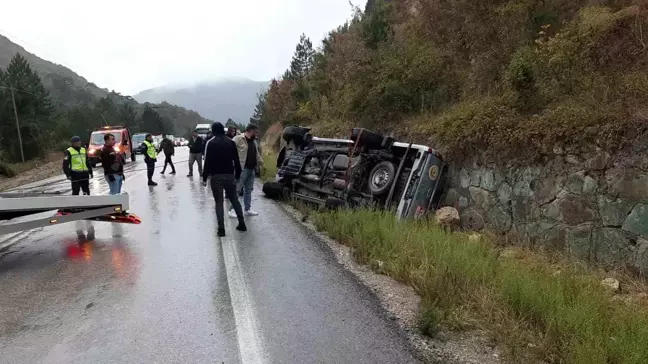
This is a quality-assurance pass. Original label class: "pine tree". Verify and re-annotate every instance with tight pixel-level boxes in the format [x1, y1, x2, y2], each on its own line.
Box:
[287, 34, 315, 81]
[0, 53, 53, 161]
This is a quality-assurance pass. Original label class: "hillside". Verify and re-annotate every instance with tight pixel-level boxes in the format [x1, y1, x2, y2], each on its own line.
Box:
[0, 34, 108, 107]
[257, 0, 648, 162]
[134, 79, 268, 125]
[0, 34, 211, 165]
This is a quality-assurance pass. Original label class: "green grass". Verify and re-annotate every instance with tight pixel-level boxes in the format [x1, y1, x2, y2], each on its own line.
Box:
[312, 209, 648, 364]
[260, 152, 278, 182]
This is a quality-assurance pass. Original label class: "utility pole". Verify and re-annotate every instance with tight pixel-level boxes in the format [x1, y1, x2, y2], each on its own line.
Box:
[10, 87, 25, 163]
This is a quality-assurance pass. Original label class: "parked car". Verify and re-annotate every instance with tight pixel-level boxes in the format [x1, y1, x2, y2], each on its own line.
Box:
[262, 126, 447, 220]
[87, 126, 136, 167]
[132, 133, 147, 154]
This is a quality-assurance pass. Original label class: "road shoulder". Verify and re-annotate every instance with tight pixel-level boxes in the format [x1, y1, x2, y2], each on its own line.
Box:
[278, 202, 506, 364]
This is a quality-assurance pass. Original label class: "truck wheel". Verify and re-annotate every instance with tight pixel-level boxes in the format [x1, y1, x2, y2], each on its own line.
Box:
[262, 182, 284, 199]
[282, 125, 311, 146]
[350, 128, 384, 149]
[368, 161, 396, 196]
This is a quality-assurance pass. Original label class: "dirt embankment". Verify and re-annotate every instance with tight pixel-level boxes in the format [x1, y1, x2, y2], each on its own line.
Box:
[0, 153, 63, 192]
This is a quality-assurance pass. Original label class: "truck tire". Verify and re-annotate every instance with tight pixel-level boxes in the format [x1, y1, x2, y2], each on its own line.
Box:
[350, 128, 385, 149]
[368, 161, 396, 196]
[262, 182, 285, 199]
[282, 126, 311, 146]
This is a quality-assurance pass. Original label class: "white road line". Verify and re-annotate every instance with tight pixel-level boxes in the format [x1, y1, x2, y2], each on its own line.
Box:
[220, 225, 267, 364]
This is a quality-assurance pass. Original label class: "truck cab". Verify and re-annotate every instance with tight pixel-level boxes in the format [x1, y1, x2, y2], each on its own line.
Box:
[87, 126, 136, 167]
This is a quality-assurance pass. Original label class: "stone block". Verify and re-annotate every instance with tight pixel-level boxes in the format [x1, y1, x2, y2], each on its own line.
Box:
[513, 180, 533, 198]
[582, 176, 598, 195]
[592, 228, 635, 267]
[634, 238, 648, 274]
[469, 187, 495, 211]
[622, 203, 648, 238]
[459, 168, 471, 189]
[597, 196, 634, 227]
[460, 208, 485, 230]
[533, 176, 560, 205]
[544, 224, 567, 250]
[541, 200, 561, 221]
[470, 169, 481, 187]
[479, 169, 497, 192]
[566, 223, 593, 261]
[565, 171, 586, 195]
[512, 197, 542, 223]
[497, 183, 512, 206]
[584, 152, 610, 171]
[487, 205, 512, 234]
[444, 188, 461, 208]
[557, 194, 598, 225]
[606, 168, 648, 202]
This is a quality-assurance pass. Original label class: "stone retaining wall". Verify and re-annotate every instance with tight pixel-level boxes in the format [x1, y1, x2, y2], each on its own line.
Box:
[443, 143, 648, 272]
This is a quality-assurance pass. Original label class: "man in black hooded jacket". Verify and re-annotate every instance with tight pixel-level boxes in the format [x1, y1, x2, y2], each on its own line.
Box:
[202, 122, 246, 237]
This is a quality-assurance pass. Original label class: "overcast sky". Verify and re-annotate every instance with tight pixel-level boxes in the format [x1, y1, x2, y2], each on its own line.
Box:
[0, 0, 365, 95]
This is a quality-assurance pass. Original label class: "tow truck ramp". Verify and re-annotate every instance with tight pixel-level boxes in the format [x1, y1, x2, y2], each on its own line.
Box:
[0, 192, 141, 235]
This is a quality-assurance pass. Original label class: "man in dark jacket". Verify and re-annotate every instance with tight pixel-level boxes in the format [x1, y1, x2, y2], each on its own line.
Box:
[159, 134, 176, 175]
[202, 122, 246, 237]
[100, 133, 126, 194]
[63, 136, 93, 195]
[137, 134, 158, 186]
[187, 130, 203, 177]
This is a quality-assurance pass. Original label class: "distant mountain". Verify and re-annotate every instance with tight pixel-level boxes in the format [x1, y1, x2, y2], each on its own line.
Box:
[134, 79, 269, 125]
[0, 33, 212, 139]
[0, 34, 109, 107]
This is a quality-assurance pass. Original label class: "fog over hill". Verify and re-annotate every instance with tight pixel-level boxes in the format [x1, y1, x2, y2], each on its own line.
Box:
[134, 79, 268, 125]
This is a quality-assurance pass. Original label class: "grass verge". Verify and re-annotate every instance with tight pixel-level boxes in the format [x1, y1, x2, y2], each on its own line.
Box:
[260, 152, 278, 182]
[312, 209, 648, 364]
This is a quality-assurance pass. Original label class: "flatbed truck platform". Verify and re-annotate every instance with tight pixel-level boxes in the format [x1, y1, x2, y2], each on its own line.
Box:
[0, 192, 141, 236]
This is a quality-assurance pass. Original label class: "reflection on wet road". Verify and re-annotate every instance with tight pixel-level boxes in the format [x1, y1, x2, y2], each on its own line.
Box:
[0, 148, 419, 364]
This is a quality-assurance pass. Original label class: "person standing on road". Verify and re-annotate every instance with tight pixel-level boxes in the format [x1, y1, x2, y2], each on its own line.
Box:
[226, 126, 237, 139]
[202, 122, 246, 237]
[228, 124, 264, 218]
[137, 134, 158, 186]
[187, 130, 203, 177]
[100, 133, 126, 194]
[63, 136, 93, 196]
[159, 134, 176, 175]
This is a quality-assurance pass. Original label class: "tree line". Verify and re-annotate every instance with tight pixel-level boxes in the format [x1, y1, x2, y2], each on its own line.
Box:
[0, 53, 211, 164]
[251, 0, 648, 160]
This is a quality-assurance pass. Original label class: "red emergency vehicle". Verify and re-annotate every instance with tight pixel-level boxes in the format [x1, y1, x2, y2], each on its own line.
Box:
[87, 126, 136, 167]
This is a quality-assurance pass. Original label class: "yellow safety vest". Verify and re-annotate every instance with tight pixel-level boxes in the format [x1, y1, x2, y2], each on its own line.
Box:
[143, 140, 157, 159]
[67, 147, 88, 172]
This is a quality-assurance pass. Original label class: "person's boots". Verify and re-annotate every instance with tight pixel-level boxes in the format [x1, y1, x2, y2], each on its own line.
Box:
[236, 219, 247, 232]
[217, 227, 226, 237]
[148, 180, 158, 186]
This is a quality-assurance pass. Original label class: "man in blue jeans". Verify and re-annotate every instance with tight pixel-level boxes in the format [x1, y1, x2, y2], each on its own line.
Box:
[228, 124, 264, 218]
[100, 133, 125, 194]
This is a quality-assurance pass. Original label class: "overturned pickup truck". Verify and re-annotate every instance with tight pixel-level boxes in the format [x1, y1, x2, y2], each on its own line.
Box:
[262, 126, 448, 220]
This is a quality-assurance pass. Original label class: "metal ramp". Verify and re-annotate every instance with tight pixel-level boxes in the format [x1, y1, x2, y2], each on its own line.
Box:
[0, 192, 140, 235]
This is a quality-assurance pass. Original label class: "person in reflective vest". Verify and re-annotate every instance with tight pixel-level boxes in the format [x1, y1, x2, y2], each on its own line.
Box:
[137, 133, 158, 186]
[62, 136, 93, 195]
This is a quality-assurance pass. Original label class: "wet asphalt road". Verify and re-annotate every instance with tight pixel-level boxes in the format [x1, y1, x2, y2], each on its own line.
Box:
[0, 148, 420, 364]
